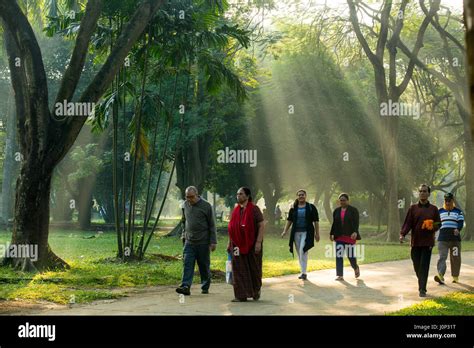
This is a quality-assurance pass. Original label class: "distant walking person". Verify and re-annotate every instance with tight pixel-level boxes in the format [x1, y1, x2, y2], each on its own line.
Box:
[330, 193, 361, 281]
[400, 184, 441, 297]
[281, 190, 320, 280]
[227, 187, 265, 302]
[176, 186, 217, 296]
[275, 205, 282, 226]
[435, 192, 464, 284]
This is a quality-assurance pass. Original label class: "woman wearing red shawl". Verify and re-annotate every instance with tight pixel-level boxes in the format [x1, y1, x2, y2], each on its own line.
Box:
[227, 187, 265, 302]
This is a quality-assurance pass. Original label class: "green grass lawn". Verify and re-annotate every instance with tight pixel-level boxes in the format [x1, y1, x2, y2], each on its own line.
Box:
[388, 291, 474, 315]
[0, 225, 473, 306]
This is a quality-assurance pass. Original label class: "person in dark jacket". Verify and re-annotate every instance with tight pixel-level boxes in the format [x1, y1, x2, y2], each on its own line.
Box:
[400, 184, 441, 297]
[281, 189, 320, 280]
[330, 193, 361, 281]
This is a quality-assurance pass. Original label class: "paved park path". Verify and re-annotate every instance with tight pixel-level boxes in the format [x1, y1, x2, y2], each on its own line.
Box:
[20, 252, 474, 315]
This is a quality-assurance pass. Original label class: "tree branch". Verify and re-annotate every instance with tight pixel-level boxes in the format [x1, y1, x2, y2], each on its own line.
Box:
[395, 0, 440, 97]
[346, 0, 379, 68]
[376, 0, 392, 59]
[48, 0, 164, 168]
[387, 0, 409, 96]
[397, 39, 464, 106]
[2, 26, 28, 152]
[429, 133, 464, 160]
[55, 0, 103, 107]
[0, 0, 50, 157]
[420, 1, 465, 52]
[79, 0, 164, 104]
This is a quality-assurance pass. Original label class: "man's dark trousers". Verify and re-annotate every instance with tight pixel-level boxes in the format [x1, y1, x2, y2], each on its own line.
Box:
[411, 246, 432, 292]
[181, 242, 211, 291]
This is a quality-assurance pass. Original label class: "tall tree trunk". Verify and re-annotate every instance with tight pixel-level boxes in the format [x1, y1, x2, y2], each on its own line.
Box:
[400, 186, 411, 225]
[0, 21, 67, 271]
[368, 193, 377, 225]
[102, 193, 116, 223]
[463, 131, 474, 240]
[51, 180, 73, 222]
[261, 182, 280, 227]
[3, 165, 68, 271]
[383, 118, 401, 242]
[176, 133, 212, 198]
[77, 177, 94, 230]
[0, 0, 164, 271]
[323, 189, 333, 224]
[466, 0, 474, 139]
[465, 0, 474, 240]
[347, 0, 439, 242]
[313, 186, 322, 206]
[0, 90, 16, 225]
[377, 199, 384, 234]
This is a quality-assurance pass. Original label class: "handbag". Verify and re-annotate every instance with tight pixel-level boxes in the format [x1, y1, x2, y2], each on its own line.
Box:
[225, 251, 233, 285]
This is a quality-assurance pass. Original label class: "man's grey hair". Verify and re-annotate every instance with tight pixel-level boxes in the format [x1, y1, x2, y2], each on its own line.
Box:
[185, 186, 198, 195]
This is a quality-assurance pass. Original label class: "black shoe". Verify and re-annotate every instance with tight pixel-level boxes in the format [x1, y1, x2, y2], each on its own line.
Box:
[231, 298, 247, 302]
[301, 274, 307, 280]
[253, 290, 261, 301]
[176, 286, 190, 296]
[354, 267, 360, 278]
[201, 289, 209, 294]
[419, 291, 427, 297]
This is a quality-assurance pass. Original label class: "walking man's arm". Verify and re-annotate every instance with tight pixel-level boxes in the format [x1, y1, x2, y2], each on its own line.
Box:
[400, 206, 413, 242]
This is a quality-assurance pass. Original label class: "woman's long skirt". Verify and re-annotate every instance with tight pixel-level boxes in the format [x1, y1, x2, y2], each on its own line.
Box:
[231, 246, 262, 299]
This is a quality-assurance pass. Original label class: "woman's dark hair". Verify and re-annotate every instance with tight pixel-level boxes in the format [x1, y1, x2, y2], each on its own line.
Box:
[239, 187, 253, 202]
[293, 189, 307, 207]
[338, 193, 349, 200]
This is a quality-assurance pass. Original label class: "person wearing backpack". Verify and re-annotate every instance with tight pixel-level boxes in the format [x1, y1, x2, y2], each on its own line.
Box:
[281, 189, 320, 280]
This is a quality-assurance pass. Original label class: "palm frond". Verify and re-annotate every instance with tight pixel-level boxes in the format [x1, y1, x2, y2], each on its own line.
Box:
[130, 126, 150, 161]
[198, 51, 247, 101]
